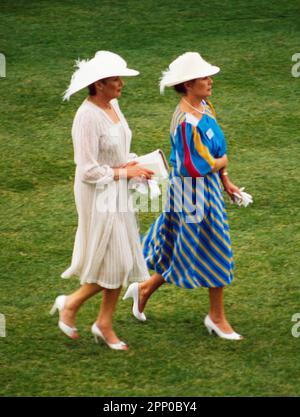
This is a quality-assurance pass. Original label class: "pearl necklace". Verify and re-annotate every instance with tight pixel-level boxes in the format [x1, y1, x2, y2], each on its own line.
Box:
[182, 98, 206, 114]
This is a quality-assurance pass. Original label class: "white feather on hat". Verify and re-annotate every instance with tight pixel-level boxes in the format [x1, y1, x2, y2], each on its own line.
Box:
[63, 59, 89, 101]
[63, 50, 139, 101]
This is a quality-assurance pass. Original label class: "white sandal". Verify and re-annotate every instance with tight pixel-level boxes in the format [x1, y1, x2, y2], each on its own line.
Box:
[91, 323, 128, 351]
[204, 315, 243, 340]
[50, 295, 79, 339]
[122, 283, 146, 322]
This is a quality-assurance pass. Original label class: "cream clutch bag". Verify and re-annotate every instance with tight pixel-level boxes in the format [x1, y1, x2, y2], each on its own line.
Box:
[132, 149, 169, 178]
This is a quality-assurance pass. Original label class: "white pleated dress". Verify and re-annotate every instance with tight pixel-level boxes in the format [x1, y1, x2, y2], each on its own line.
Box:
[61, 98, 150, 288]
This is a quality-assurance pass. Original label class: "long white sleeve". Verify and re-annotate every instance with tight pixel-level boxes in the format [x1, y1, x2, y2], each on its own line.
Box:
[72, 109, 114, 185]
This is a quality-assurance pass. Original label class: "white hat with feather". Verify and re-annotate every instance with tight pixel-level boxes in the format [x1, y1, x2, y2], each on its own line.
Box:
[63, 50, 139, 101]
[159, 52, 220, 94]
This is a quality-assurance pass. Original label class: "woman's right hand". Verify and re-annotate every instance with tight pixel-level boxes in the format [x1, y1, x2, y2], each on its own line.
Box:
[113, 163, 154, 180]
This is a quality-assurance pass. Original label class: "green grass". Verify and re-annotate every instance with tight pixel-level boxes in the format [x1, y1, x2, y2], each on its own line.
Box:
[1, 0, 300, 397]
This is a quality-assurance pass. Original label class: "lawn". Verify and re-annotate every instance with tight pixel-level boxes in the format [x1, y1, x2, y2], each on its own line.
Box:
[0, 0, 300, 396]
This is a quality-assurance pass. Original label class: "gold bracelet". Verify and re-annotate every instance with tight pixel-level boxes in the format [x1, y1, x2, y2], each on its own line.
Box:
[114, 168, 125, 180]
[221, 171, 228, 176]
[113, 170, 119, 181]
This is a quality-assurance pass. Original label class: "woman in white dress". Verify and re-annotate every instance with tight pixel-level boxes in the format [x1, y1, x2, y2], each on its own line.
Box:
[50, 51, 153, 350]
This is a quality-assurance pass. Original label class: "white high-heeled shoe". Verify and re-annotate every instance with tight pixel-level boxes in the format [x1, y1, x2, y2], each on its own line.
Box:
[204, 315, 243, 340]
[91, 323, 128, 351]
[50, 295, 79, 340]
[122, 283, 146, 322]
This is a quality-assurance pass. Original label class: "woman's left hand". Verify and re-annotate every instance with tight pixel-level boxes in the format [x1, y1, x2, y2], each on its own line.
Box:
[224, 181, 242, 201]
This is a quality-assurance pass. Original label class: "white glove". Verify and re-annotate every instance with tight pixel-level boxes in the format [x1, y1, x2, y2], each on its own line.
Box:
[129, 178, 161, 200]
[230, 187, 253, 207]
[147, 179, 161, 199]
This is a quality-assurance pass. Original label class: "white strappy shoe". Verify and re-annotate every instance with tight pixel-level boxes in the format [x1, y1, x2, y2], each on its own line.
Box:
[204, 315, 243, 340]
[50, 295, 79, 340]
[122, 283, 146, 322]
[91, 323, 128, 351]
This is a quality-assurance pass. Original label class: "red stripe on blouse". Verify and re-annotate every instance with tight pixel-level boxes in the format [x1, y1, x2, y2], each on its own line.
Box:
[181, 122, 202, 177]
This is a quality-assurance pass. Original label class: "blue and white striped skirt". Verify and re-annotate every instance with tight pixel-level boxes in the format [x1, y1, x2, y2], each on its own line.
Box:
[142, 168, 234, 288]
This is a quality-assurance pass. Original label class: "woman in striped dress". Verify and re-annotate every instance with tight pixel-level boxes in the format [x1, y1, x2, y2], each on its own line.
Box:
[123, 52, 243, 340]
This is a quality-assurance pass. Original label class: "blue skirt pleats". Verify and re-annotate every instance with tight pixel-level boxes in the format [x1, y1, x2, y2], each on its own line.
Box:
[142, 168, 234, 288]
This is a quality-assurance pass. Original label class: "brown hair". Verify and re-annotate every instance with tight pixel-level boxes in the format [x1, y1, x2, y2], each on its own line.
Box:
[87, 78, 108, 96]
[174, 83, 186, 94]
[174, 79, 196, 95]
[88, 83, 97, 96]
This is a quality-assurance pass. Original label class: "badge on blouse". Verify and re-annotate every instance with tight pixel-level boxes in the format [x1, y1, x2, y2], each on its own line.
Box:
[206, 128, 214, 140]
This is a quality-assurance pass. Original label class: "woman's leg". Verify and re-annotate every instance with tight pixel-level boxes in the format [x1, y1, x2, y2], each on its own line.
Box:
[95, 287, 123, 344]
[138, 273, 165, 312]
[60, 283, 102, 328]
[208, 287, 234, 333]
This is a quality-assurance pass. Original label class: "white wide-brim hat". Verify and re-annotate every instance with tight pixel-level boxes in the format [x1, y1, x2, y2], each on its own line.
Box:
[63, 50, 139, 101]
[160, 52, 220, 94]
